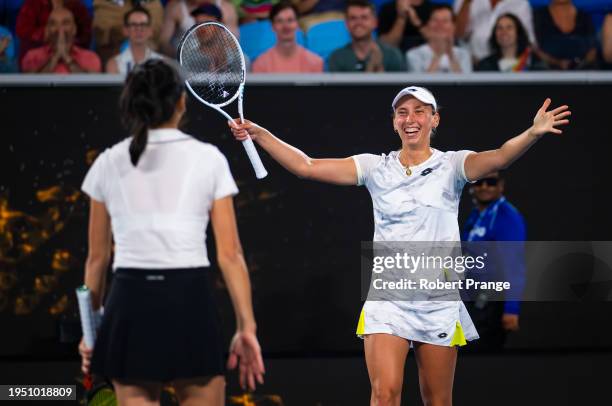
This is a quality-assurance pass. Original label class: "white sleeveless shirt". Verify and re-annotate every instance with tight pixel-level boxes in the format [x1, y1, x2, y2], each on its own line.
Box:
[114, 47, 163, 75]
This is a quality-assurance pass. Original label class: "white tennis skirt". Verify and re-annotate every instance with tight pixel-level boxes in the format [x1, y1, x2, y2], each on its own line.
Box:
[356, 300, 479, 347]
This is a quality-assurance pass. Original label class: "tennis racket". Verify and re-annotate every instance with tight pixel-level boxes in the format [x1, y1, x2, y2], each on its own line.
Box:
[178, 22, 268, 179]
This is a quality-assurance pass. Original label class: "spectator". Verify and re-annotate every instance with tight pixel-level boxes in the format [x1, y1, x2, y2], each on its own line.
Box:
[190, 4, 252, 71]
[93, 0, 164, 66]
[462, 171, 526, 352]
[328, 0, 405, 72]
[476, 13, 545, 71]
[191, 3, 222, 23]
[0, 26, 18, 73]
[378, 0, 432, 54]
[160, 0, 238, 57]
[601, 13, 612, 69]
[454, 0, 535, 63]
[106, 7, 163, 74]
[252, 2, 323, 73]
[16, 0, 92, 64]
[406, 4, 471, 73]
[533, 0, 597, 70]
[21, 7, 101, 73]
[296, 0, 345, 31]
[240, 0, 278, 23]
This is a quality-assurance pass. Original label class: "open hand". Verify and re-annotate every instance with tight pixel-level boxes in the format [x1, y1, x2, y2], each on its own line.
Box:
[396, 0, 416, 20]
[530, 98, 571, 137]
[227, 330, 265, 391]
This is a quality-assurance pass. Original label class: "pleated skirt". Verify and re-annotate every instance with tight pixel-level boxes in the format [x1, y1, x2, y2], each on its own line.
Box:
[90, 267, 224, 382]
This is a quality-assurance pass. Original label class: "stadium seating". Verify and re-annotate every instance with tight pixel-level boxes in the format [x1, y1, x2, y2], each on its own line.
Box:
[305, 19, 351, 61]
[373, 0, 612, 31]
[239, 20, 306, 61]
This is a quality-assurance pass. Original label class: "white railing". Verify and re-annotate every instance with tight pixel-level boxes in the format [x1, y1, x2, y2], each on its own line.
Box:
[1, 71, 612, 86]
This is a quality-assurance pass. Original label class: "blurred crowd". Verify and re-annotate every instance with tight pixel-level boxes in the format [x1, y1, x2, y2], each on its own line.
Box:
[0, 0, 611, 74]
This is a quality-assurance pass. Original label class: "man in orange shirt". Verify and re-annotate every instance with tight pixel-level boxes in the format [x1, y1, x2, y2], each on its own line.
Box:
[252, 1, 323, 73]
[21, 7, 101, 73]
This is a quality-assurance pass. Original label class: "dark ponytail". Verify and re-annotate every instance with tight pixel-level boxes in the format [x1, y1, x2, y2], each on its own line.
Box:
[119, 59, 185, 166]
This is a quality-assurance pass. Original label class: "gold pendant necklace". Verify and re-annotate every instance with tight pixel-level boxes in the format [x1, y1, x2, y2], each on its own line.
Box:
[399, 151, 412, 176]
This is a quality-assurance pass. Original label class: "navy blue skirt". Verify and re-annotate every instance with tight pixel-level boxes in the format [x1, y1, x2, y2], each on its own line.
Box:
[90, 268, 224, 382]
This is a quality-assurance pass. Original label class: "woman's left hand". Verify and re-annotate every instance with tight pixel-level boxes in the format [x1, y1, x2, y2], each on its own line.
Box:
[227, 329, 265, 391]
[78, 337, 93, 374]
[530, 98, 571, 138]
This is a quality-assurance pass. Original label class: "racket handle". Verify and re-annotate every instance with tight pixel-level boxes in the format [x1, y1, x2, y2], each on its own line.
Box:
[241, 137, 268, 179]
[76, 286, 98, 348]
[237, 90, 267, 179]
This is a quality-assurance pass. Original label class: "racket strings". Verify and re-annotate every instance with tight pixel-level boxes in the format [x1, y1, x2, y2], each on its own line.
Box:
[180, 24, 243, 106]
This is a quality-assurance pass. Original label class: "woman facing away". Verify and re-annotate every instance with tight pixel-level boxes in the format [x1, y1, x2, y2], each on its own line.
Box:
[229, 86, 570, 405]
[78, 59, 264, 405]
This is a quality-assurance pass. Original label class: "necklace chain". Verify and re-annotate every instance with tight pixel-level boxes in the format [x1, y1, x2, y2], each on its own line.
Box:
[398, 150, 412, 176]
[399, 149, 433, 176]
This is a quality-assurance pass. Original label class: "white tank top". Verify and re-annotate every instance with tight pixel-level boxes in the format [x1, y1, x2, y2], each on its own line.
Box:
[114, 47, 163, 75]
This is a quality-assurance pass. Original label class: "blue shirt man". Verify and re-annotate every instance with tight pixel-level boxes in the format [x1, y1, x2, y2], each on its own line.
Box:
[462, 171, 526, 349]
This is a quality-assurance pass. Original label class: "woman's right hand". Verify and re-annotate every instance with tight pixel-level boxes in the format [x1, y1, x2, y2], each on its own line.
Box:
[227, 119, 267, 142]
[78, 337, 93, 374]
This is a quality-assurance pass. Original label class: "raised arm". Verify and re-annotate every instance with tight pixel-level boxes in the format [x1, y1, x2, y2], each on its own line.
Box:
[464, 98, 570, 181]
[211, 196, 264, 391]
[379, 0, 423, 48]
[454, 0, 472, 40]
[159, 2, 179, 56]
[229, 120, 358, 185]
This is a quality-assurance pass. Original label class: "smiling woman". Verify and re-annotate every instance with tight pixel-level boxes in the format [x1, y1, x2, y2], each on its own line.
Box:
[476, 13, 545, 72]
[226, 84, 570, 405]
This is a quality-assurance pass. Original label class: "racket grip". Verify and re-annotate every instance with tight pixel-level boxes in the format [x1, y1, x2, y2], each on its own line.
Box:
[241, 137, 268, 179]
[76, 286, 98, 349]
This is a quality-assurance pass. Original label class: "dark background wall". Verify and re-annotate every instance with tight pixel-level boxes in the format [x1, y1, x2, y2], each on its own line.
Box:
[1, 82, 611, 358]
